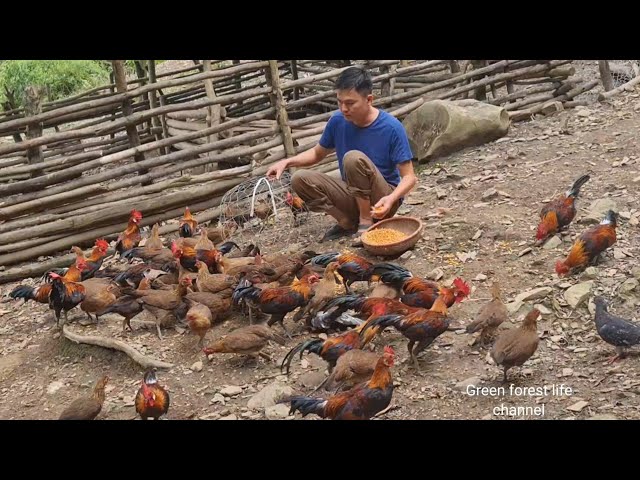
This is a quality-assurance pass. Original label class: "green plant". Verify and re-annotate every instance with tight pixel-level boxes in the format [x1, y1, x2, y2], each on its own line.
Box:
[0, 60, 110, 107]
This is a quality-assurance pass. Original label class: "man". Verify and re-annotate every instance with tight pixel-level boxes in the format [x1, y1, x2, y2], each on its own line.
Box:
[267, 65, 417, 242]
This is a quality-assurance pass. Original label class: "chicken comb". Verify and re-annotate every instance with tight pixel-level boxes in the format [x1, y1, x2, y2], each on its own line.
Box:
[94, 238, 109, 250]
[130, 209, 143, 220]
[453, 277, 471, 296]
[383, 346, 395, 357]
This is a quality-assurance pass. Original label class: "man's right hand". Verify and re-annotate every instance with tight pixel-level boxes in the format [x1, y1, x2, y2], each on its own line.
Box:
[266, 159, 289, 179]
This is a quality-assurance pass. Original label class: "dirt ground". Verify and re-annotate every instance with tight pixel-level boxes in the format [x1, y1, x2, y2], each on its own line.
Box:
[1, 71, 640, 421]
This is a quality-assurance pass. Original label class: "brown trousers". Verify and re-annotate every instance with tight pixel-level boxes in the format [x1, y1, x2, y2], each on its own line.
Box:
[291, 150, 400, 229]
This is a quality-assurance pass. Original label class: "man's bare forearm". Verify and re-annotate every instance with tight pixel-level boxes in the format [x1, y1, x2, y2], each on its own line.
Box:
[389, 174, 417, 203]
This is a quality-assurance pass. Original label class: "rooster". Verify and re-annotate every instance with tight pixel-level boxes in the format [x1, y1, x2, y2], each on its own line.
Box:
[232, 273, 320, 338]
[555, 210, 617, 277]
[179, 207, 198, 238]
[10, 258, 86, 305]
[536, 174, 590, 244]
[281, 323, 377, 375]
[372, 263, 470, 308]
[115, 209, 143, 255]
[285, 346, 395, 420]
[45, 239, 109, 281]
[285, 191, 306, 225]
[359, 297, 450, 371]
[171, 241, 219, 274]
[48, 271, 87, 328]
[135, 370, 170, 420]
[310, 251, 376, 293]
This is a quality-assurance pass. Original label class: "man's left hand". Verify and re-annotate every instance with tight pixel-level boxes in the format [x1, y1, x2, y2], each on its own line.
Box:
[371, 195, 395, 219]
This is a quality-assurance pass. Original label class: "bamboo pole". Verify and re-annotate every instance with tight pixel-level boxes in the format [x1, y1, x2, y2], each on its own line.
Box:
[200, 59, 221, 173]
[265, 60, 296, 158]
[23, 86, 45, 178]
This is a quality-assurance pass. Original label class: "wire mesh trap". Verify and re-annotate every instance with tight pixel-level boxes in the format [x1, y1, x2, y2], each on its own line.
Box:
[218, 171, 328, 249]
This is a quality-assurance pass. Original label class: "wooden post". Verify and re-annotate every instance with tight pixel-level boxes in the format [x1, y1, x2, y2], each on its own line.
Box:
[380, 64, 397, 107]
[232, 60, 243, 105]
[146, 60, 165, 155]
[470, 60, 488, 101]
[598, 60, 614, 92]
[148, 60, 169, 154]
[449, 61, 460, 73]
[2, 89, 23, 144]
[111, 60, 149, 185]
[23, 85, 44, 178]
[200, 59, 222, 173]
[265, 61, 296, 159]
[133, 60, 152, 134]
[290, 60, 300, 100]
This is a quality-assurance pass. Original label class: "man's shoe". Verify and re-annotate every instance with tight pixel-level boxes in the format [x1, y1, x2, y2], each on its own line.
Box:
[320, 224, 356, 242]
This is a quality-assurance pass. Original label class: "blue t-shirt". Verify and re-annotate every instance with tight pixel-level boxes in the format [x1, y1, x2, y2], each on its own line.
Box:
[319, 109, 414, 187]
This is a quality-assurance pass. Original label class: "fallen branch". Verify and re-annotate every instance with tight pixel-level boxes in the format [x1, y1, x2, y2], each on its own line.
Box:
[373, 404, 401, 418]
[597, 75, 640, 100]
[62, 325, 174, 369]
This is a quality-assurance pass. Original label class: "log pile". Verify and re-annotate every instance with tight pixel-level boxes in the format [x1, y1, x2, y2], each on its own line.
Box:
[0, 59, 631, 283]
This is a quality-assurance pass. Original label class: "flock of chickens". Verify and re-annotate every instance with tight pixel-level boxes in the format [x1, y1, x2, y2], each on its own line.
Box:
[5, 174, 638, 420]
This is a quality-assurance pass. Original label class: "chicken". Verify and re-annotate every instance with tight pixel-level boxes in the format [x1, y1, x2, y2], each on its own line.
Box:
[72, 239, 110, 280]
[115, 209, 143, 255]
[97, 294, 145, 332]
[536, 174, 590, 244]
[313, 295, 421, 332]
[213, 251, 257, 275]
[316, 349, 381, 393]
[232, 273, 320, 337]
[135, 370, 170, 420]
[555, 210, 617, 277]
[195, 228, 215, 251]
[465, 282, 508, 347]
[286, 346, 395, 420]
[285, 191, 306, 225]
[368, 282, 401, 300]
[593, 296, 640, 363]
[193, 260, 236, 294]
[184, 300, 213, 348]
[171, 241, 219, 273]
[359, 297, 450, 371]
[281, 323, 377, 375]
[120, 277, 192, 339]
[371, 263, 470, 308]
[80, 281, 119, 323]
[310, 251, 376, 293]
[179, 207, 198, 238]
[9, 257, 85, 305]
[292, 262, 341, 325]
[202, 324, 286, 366]
[48, 270, 88, 328]
[205, 220, 238, 244]
[58, 375, 109, 420]
[121, 224, 173, 266]
[490, 308, 540, 382]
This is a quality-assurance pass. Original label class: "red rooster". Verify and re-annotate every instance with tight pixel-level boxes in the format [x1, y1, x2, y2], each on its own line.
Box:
[285, 346, 395, 420]
[555, 210, 617, 277]
[536, 174, 590, 244]
[359, 297, 450, 371]
[115, 209, 143, 255]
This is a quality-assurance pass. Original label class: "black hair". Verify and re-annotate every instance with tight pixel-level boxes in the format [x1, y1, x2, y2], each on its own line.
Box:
[334, 66, 372, 96]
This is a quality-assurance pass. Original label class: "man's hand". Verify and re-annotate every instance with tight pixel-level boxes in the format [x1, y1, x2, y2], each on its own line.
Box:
[266, 159, 289, 179]
[371, 195, 395, 219]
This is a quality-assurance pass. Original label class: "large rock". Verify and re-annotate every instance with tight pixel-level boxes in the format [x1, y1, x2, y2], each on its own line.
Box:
[247, 381, 293, 411]
[564, 281, 593, 308]
[402, 99, 510, 163]
[579, 199, 618, 224]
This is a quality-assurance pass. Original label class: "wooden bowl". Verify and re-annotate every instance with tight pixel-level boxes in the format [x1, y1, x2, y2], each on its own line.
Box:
[361, 216, 423, 257]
